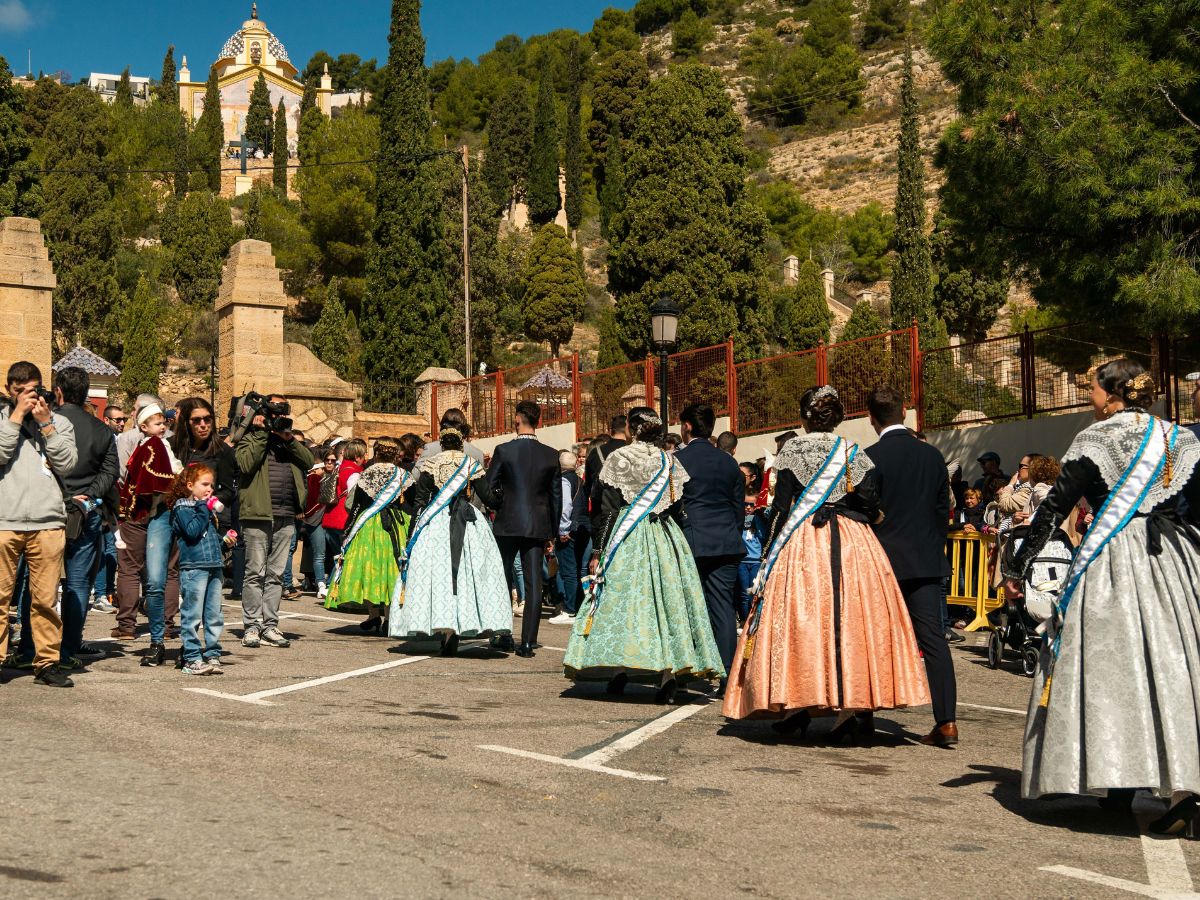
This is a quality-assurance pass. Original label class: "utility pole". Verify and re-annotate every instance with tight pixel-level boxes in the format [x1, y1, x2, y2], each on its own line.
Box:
[461, 145, 473, 381]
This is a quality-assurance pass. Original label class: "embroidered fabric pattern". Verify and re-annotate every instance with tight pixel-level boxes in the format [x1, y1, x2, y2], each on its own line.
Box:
[599, 443, 689, 514]
[358, 463, 401, 499]
[1063, 413, 1200, 513]
[773, 433, 873, 503]
[419, 450, 484, 489]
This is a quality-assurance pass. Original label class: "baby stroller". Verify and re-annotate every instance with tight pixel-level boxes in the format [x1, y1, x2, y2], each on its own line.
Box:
[986, 524, 1074, 677]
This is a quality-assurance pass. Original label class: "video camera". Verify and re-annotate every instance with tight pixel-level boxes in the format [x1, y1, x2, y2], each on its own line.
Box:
[228, 391, 293, 442]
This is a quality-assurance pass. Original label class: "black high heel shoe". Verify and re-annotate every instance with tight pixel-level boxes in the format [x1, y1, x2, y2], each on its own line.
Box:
[440, 634, 459, 658]
[855, 712, 876, 742]
[1148, 796, 1200, 836]
[655, 678, 678, 705]
[360, 616, 383, 634]
[606, 673, 628, 696]
[1098, 788, 1136, 813]
[771, 711, 811, 739]
[825, 715, 859, 746]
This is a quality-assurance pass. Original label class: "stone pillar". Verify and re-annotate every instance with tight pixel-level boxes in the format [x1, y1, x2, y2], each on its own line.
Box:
[857, 288, 875, 306]
[782, 255, 799, 286]
[821, 268, 835, 305]
[0, 218, 55, 382]
[216, 239, 287, 419]
[318, 63, 334, 115]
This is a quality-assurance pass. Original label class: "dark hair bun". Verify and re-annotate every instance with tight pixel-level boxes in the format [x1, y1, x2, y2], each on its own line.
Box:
[799, 386, 845, 432]
[627, 407, 664, 443]
[1096, 358, 1155, 410]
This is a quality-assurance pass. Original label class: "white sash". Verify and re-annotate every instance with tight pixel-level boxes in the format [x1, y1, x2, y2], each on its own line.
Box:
[751, 438, 852, 595]
[328, 466, 410, 589]
[1049, 417, 1175, 654]
[392, 456, 480, 606]
[581, 450, 673, 632]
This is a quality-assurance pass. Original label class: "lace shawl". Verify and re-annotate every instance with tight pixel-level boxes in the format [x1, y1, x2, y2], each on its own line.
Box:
[358, 463, 404, 500]
[1062, 411, 1200, 513]
[773, 432, 874, 503]
[599, 442, 689, 515]
[418, 450, 485, 489]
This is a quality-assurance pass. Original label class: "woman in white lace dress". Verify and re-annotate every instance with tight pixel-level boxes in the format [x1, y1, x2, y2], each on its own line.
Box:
[1004, 359, 1200, 832]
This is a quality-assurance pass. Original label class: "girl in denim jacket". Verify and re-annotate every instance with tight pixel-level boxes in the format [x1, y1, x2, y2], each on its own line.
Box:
[169, 464, 237, 675]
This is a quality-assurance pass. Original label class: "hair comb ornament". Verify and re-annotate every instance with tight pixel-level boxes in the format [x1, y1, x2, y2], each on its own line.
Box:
[440, 427, 463, 440]
[813, 385, 839, 402]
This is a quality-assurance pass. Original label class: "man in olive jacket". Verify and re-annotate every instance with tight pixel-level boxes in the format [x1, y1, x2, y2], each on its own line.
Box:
[234, 396, 313, 649]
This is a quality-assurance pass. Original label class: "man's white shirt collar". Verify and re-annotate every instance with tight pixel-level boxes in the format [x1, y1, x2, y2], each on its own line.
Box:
[879, 424, 908, 439]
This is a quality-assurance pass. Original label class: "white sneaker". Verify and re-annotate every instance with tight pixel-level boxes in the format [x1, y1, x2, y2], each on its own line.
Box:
[259, 626, 291, 648]
[316, 581, 327, 600]
[181, 659, 214, 676]
[548, 612, 576, 626]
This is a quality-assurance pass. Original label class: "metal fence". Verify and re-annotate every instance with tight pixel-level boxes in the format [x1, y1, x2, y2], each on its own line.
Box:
[430, 355, 578, 440]
[356, 382, 419, 416]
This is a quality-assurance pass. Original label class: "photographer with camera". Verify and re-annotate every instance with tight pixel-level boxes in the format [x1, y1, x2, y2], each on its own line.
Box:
[0, 361, 78, 687]
[233, 392, 313, 649]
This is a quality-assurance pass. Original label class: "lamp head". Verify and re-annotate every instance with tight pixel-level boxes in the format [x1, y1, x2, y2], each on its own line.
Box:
[650, 296, 680, 350]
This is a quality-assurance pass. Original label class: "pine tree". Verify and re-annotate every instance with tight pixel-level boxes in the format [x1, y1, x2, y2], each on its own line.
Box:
[523, 223, 586, 357]
[598, 120, 624, 240]
[889, 42, 936, 339]
[481, 78, 531, 216]
[119, 276, 162, 398]
[526, 67, 560, 228]
[608, 64, 771, 359]
[115, 67, 133, 108]
[273, 98, 288, 196]
[160, 191, 235, 307]
[862, 0, 909, 47]
[361, 0, 452, 386]
[0, 55, 40, 218]
[158, 45, 177, 105]
[173, 110, 189, 198]
[776, 259, 832, 350]
[311, 277, 355, 379]
[192, 66, 223, 192]
[563, 41, 584, 235]
[672, 9, 713, 59]
[245, 73, 273, 151]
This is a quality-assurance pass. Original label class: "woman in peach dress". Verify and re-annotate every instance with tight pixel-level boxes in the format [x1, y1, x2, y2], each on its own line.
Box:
[723, 386, 930, 743]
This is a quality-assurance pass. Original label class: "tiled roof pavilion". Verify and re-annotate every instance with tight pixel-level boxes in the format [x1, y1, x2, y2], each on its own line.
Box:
[53, 345, 121, 378]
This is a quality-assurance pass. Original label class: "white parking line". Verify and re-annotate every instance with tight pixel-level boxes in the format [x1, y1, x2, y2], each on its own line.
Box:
[185, 655, 431, 706]
[479, 697, 711, 782]
[959, 702, 1024, 716]
[220, 602, 350, 624]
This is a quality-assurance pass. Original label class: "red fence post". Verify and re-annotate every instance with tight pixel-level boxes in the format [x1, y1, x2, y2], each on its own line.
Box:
[644, 357, 655, 412]
[572, 352, 582, 441]
[430, 383, 440, 439]
[725, 340, 738, 433]
[816, 340, 828, 386]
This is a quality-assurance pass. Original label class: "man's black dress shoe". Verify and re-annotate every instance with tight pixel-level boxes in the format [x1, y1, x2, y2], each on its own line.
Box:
[514, 642, 536, 658]
[491, 635, 516, 652]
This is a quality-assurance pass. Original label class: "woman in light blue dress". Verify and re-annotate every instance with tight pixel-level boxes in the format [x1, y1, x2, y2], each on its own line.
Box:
[388, 428, 512, 656]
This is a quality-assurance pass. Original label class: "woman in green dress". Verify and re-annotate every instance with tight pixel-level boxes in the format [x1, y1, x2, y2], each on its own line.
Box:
[563, 408, 725, 704]
[325, 437, 413, 633]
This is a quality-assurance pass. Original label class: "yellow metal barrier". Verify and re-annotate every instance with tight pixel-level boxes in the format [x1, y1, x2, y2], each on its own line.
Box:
[945, 531, 1004, 631]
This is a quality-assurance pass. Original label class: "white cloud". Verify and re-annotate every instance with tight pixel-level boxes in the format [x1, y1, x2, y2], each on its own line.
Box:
[0, 0, 32, 32]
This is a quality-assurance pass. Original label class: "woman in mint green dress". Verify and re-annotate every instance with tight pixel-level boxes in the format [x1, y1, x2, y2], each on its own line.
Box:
[564, 409, 725, 704]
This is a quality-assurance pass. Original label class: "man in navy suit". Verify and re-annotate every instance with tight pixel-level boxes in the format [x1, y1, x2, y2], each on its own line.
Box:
[674, 403, 746, 681]
[865, 386, 958, 747]
[487, 400, 562, 658]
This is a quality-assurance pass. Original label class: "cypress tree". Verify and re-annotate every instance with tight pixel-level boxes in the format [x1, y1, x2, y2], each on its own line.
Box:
[115, 67, 133, 108]
[312, 277, 355, 379]
[297, 77, 324, 165]
[120, 276, 162, 398]
[523, 223, 586, 357]
[889, 43, 936, 338]
[273, 98, 288, 196]
[194, 66, 223, 192]
[158, 45, 177, 105]
[173, 110, 188, 198]
[526, 67, 560, 228]
[481, 78, 531, 217]
[361, 0, 451, 385]
[598, 119, 624, 240]
[563, 42, 584, 235]
[246, 73, 273, 151]
[299, 77, 317, 116]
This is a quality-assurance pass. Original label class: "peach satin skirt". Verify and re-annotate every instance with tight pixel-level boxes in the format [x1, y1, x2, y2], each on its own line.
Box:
[723, 515, 930, 719]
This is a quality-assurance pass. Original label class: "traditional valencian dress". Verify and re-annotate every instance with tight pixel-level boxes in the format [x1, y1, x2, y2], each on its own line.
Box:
[723, 432, 929, 720]
[388, 450, 511, 640]
[325, 463, 411, 612]
[1005, 409, 1200, 800]
[563, 441, 725, 684]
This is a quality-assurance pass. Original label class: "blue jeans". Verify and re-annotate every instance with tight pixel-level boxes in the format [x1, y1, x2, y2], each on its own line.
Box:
[554, 531, 591, 615]
[143, 508, 174, 643]
[303, 522, 328, 587]
[511, 548, 525, 602]
[736, 559, 761, 623]
[179, 567, 225, 663]
[282, 519, 300, 590]
[60, 510, 103, 660]
[92, 526, 116, 600]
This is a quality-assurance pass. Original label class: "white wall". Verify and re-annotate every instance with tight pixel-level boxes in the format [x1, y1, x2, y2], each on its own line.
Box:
[926, 410, 1095, 481]
[728, 412, 917, 463]
[470, 421, 578, 457]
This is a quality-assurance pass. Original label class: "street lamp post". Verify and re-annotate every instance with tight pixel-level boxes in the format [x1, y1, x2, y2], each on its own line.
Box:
[650, 297, 681, 428]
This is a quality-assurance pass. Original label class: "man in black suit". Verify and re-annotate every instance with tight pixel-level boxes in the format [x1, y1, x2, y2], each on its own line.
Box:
[584, 414, 627, 531]
[487, 400, 562, 658]
[865, 386, 958, 747]
[674, 403, 745, 681]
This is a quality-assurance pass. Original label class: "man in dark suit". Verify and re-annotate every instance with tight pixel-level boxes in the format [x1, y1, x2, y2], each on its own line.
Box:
[584, 414, 627, 532]
[487, 400, 562, 658]
[865, 386, 958, 747]
[674, 403, 745, 682]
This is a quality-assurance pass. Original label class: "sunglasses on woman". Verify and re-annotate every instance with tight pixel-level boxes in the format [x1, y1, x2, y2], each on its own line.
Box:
[190, 415, 214, 425]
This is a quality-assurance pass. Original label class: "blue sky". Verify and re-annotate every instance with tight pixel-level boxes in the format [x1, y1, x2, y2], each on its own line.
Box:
[0, 0, 630, 81]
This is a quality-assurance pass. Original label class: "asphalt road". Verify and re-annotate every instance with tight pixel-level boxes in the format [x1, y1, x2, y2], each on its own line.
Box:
[1, 596, 1195, 899]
